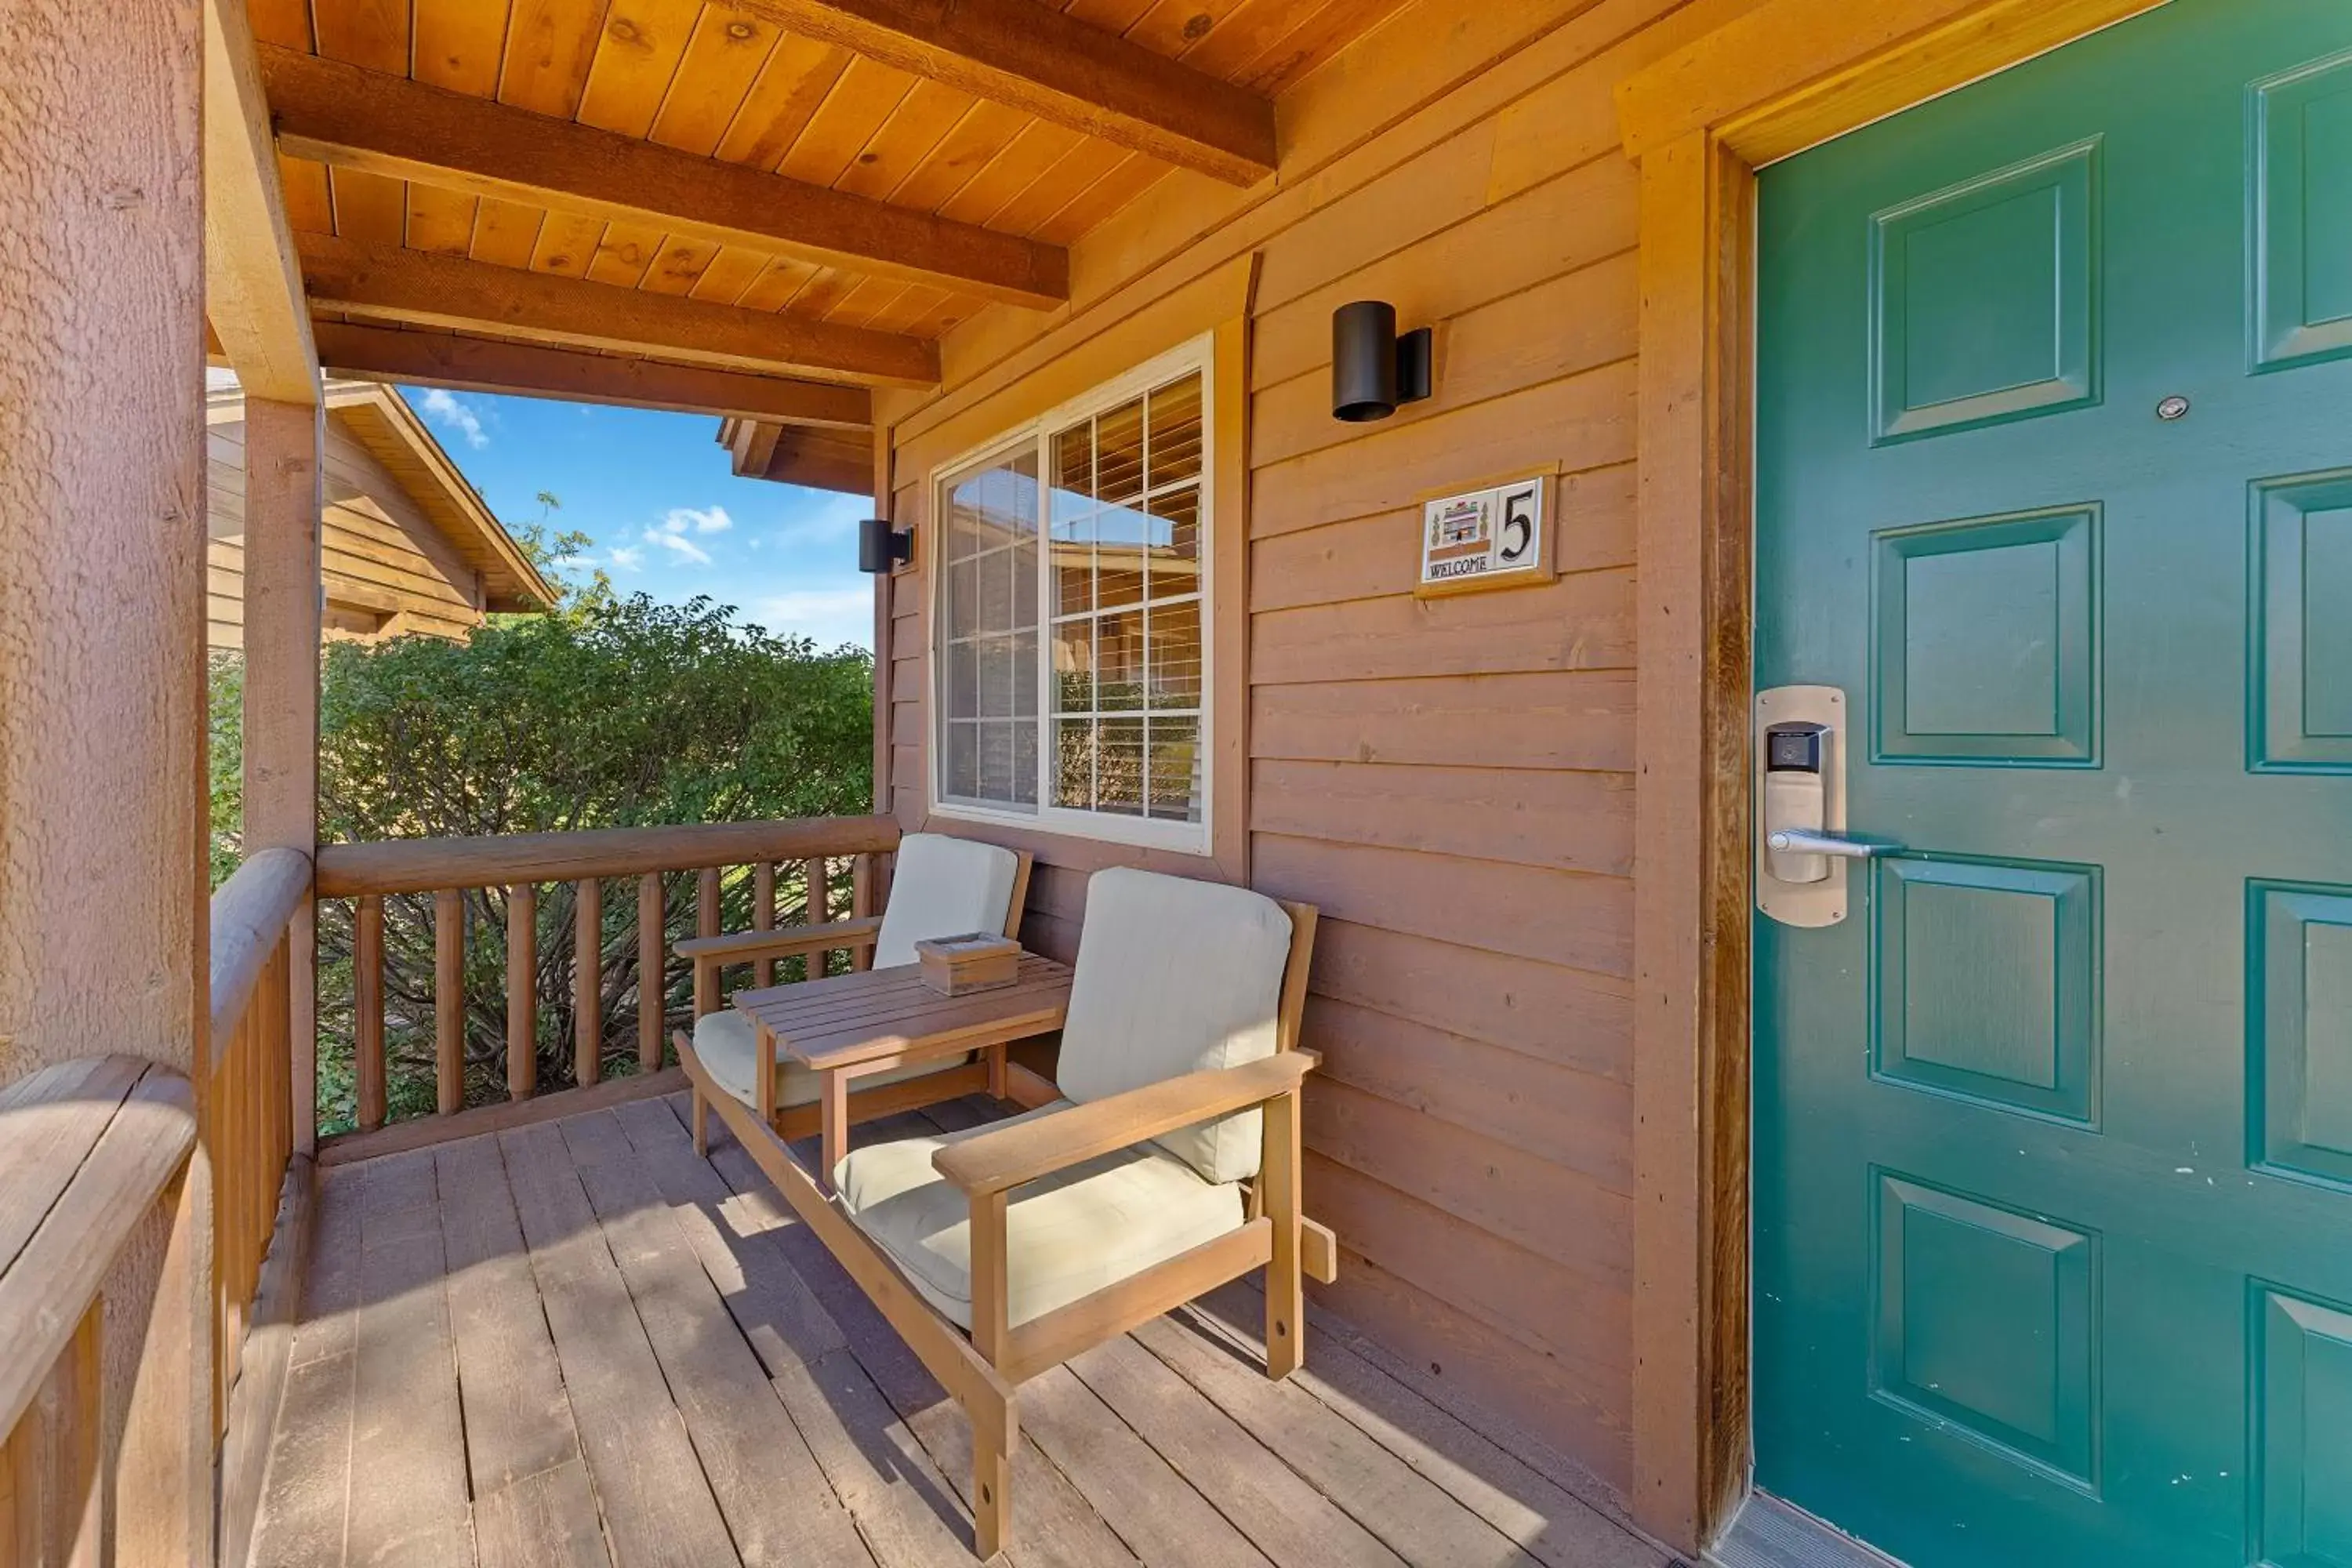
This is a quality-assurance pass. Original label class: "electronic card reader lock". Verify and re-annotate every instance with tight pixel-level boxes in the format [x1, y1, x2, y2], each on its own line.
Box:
[1755, 688, 1904, 928]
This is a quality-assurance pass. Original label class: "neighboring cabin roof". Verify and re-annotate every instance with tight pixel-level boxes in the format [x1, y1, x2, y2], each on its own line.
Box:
[205, 376, 554, 612]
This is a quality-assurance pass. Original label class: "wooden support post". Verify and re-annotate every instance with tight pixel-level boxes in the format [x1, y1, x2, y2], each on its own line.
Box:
[355, 896, 384, 1131]
[637, 873, 664, 1072]
[240, 396, 324, 1155]
[753, 862, 776, 988]
[0, 5, 207, 1064]
[574, 878, 602, 1087]
[0, 2, 212, 1550]
[506, 884, 536, 1099]
[435, 890, 464, 1114]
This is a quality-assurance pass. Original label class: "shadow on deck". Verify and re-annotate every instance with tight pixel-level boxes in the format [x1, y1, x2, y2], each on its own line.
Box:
[250, 1091, 1673, 1568]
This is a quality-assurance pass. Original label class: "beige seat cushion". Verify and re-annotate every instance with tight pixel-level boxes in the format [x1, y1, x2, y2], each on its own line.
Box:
[694, 833, 1019, 1114]
[834, 1102, 1246, 1330]
[1056, 868, 1294, 1185]
[692, 1010, 958, 1112]
[873, 833, 1023, 966]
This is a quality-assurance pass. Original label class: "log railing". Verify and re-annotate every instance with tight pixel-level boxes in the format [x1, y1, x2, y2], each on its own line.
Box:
[0, 1056, 204, 1566]
[312, 815, 901, 1149]
[207, 847, 308, 1418]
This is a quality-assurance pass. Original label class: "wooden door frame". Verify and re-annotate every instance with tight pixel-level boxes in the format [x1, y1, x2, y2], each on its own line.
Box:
[1616, 0, 2171, 1551]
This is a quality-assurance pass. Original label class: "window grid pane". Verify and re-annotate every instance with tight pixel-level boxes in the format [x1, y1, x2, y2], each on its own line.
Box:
[1040, 368, 1207, 826]
[938, 447, 1041, 812]
[944, 367, 1205, 829]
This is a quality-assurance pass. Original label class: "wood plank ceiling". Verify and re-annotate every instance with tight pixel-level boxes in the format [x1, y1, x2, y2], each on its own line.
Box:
[260, 0, 1413, 406]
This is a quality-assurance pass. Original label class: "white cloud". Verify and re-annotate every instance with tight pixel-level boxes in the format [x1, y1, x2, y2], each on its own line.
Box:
[640, 505, 732, 567]
[417, 387, 490, 449]
[747, 587, 875, 652]
[645, 529, 711, 566]
[606, 543, 644, 571]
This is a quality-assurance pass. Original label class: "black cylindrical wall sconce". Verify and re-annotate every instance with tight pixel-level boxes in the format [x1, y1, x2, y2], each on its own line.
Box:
[858, 516, 912, 573]
[1330, 300, 1433, 423]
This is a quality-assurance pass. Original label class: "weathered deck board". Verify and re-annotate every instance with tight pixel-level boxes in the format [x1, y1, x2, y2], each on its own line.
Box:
[608, 1094, 848, 1369]
[1128, 1312, 1544, 1568]
[1187, 1283, 1664, 1568]
[253, 1090, 1667, 1568]
[252, 1173, 361, 1568]
[774, 1345, 978, 1568]
[432, 1136, 580, 1496]
[346, 1148, 472, 1568]
[497, 1120, 743, 1568]
[555, 1108, 875, 1568]
[1017, 1364, 1276, 1568]
[471, 1461, 610, 1568]
[1062, 1334, 1406, 1568]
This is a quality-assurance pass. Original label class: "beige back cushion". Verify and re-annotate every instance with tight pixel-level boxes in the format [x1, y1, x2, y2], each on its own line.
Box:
[873, 833, 1023, 967]
[1055, 868, 1294, 1184]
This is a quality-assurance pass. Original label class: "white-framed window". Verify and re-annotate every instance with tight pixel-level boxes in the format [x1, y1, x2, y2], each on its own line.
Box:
[930, 334, 1213, 854]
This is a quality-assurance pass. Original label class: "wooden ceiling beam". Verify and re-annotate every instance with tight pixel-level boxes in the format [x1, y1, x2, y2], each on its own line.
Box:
[297, 234, 939, 387]
[204, 0, 318, 404]
[724, 0, 1278, 185]
[311, 324, 873, 429]
[260, 46, 1068, 310]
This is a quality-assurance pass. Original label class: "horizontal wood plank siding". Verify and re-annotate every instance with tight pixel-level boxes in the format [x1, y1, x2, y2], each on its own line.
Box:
[877, 0, 1780, 1496]
[207, 416, 484, 650]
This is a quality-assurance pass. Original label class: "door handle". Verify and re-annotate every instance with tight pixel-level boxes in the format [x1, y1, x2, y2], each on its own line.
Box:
[1766, 828, 1902, 859]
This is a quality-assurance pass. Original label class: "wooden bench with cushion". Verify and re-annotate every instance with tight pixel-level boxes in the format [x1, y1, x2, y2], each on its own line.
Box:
[691, 866, 1324, 1561]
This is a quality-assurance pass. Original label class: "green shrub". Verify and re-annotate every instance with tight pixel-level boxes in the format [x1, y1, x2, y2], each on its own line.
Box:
[213, 584, 874, 1134]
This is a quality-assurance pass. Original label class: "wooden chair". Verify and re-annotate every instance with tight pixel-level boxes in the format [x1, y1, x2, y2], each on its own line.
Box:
[673, 833, 1033, 1148]
[693, 866, 1329, 1560]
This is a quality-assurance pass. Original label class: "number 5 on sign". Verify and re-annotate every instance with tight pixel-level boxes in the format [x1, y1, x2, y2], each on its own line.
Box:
[1414, 467, 1558, 598]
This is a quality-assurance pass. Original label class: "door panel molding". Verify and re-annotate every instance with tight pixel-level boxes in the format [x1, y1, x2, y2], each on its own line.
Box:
[1615, 0, 2173, 1552]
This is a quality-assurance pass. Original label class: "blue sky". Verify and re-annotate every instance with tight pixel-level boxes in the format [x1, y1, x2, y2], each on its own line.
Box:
[400, 386, 876, 652]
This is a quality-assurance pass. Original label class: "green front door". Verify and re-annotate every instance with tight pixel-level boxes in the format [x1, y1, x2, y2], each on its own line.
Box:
[1755, 2, 2352, 1563]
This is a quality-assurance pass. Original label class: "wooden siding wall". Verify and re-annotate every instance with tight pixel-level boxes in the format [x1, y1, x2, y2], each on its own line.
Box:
[207, 416, 484, 649]
[878, 0, 1778, 1498]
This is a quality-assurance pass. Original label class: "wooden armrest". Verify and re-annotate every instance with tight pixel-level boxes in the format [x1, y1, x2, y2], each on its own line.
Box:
[931, 1052, 1316, 1198]
[674, 916, 882, 965]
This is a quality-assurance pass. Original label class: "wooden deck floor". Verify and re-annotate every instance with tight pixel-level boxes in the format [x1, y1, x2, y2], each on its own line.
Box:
[249, 1091, 1672, 1568]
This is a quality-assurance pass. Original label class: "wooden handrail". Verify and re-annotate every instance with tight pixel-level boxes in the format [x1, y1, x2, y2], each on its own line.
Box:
[316, 813, 901, 1150]
[314, 813, 902, 896]
[207, 848, 307, 1486]
[0, 1056, 198, 1436]
[209, 847, 311, 1045]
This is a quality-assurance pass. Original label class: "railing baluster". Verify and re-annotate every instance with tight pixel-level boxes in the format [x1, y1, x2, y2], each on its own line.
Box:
[435, 888, 464, 1116]
[306, 818, 901, 1145]
[638, 873, 663, 1073]
[851, 854, 874, 971]
[14, 1296, 103, 1563]
[694, 867, 721, 1015]
[753, 861, 776, 988]
[805, 856, 832, 981]
[506, 883, 537, 1100]
[356, 895, 385, 1131]
[575, 877, 602, 1088]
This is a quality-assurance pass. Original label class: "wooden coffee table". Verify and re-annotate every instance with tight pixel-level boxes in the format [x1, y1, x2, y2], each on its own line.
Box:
[731, 954, 1074, 1187]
